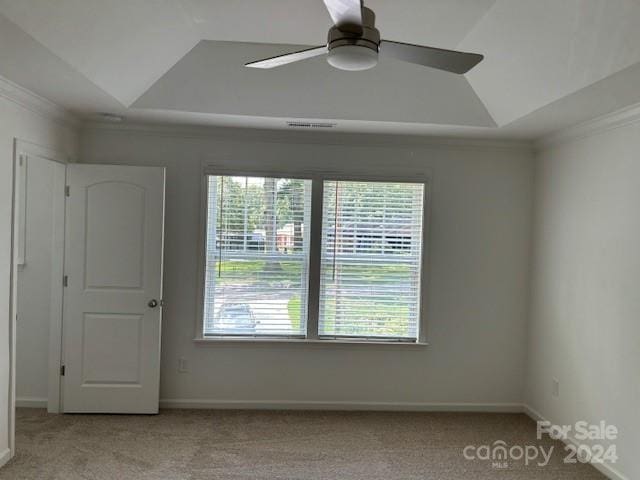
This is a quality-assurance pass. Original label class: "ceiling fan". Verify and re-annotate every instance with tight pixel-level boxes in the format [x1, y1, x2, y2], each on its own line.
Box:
[245, 0, 484, 73]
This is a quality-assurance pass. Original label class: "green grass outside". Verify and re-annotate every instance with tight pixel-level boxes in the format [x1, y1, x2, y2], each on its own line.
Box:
[214, 260, 410, 284]
[287, 296, 301, 331]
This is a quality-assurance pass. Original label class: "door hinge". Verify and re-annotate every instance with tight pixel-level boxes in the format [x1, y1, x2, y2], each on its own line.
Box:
[63, 275, 68, 287]
[65, 185, 70, 197]
[60, 365, 66, 376]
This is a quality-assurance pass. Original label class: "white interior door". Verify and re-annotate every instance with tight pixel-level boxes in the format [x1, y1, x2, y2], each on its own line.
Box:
[62, 164, 165, 413]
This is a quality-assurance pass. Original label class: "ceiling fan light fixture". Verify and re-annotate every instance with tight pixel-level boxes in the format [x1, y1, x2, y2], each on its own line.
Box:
[244, 1, 484, 74]
[327, 44, 378, 71]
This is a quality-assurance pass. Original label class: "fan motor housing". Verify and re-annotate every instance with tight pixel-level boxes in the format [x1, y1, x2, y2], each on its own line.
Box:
[327, 7, 380, 53]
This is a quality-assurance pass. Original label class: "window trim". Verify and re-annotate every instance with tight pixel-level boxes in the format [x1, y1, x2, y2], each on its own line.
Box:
[194, 164, 432, 345]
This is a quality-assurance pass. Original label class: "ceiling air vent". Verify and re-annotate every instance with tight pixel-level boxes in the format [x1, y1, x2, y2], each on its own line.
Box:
[287, 121, 337, 129]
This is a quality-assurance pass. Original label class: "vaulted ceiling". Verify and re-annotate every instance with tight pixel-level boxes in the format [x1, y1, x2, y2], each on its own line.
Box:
[1, 0, 640, 139]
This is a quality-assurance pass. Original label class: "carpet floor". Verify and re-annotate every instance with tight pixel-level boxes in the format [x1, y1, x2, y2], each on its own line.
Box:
[1, 408, 606, 479]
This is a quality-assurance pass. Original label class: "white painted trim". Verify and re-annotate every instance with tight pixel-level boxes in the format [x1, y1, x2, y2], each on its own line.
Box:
[523, 405, 629, 480]
[14, 138, 74, 165]
[83, 121, 533, 151]
[193, 337, 428, 347]
[0, 75, 79, 129]
[15, 397, 48, 409]
[14, 154, 26, 267]
[8, 142, 20, 460]
[0, 448, 11, 469]
[536, 101, 640, 151]
[46, 162, 66, 414]
[160, 399, 524, 412]
[194, 171, 208, 342]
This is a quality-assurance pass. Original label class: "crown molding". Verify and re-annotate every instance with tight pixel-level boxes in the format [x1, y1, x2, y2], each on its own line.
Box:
[83, 120, 533, 151]
[0, 75, 79, 129]
[536, 101, 640, 151]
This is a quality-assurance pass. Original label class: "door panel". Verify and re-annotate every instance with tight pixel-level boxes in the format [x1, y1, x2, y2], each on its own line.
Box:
[62, 165, 165, 413]
[85, 181, 146, 289]
[81, 313, 142, 384]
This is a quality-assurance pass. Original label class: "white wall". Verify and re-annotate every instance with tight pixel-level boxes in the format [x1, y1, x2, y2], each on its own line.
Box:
[81, 126, 534, 408]
[527, 123, 640, 480]
[0, 88, 77, 464]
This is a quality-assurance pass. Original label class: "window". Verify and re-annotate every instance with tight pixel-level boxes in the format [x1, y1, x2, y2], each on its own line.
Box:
[201, 173, 427, 343]
[203, 176, 312, 337]
[319, 181, 424, 340]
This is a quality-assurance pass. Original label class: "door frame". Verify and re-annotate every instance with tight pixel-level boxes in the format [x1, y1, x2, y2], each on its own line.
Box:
[8, 139, 69, 454]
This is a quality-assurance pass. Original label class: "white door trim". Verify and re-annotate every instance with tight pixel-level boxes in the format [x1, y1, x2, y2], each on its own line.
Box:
[8, 139, 69, 455]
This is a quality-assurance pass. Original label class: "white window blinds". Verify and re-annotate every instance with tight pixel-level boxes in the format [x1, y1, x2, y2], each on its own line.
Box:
[318, 180, 425, 340]
[203, 176, 312, 336]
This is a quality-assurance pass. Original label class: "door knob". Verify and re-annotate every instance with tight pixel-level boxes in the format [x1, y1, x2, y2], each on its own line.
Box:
[148, 299, 159, 308]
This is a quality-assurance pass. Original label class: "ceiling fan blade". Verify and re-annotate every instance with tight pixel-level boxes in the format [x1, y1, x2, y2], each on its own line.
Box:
[323, 0, 363, 34]
[380, 40, 484, 74]
[245, 46, 327, 69]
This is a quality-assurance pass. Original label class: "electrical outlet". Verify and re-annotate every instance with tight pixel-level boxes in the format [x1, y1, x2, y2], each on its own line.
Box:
[552, 378, 560, 397]
[178, 357, 188, 373]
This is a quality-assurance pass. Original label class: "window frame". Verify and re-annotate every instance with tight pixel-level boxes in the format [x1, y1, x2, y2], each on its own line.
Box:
[195, 164, 431, 346]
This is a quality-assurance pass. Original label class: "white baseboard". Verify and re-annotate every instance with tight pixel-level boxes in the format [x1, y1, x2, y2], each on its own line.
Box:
[0, 448, 11, 469]
[523, 405, 629, 480]
[160, 398, 524, 413]
[15, 397, 47, 408]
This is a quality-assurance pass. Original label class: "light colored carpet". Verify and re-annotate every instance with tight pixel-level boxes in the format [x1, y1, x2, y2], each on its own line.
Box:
[1, 408, 606, 479]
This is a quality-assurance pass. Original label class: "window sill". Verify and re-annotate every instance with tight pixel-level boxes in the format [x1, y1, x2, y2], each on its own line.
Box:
[193, 337, 428, 347]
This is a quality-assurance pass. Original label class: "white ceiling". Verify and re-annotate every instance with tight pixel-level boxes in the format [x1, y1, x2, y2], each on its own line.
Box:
[132, 41, 495, 127]
[0, 0, 199, 105]
[1, 0, 640, 139]
[187, 0, 497, 47]
[460, 0, 640, 125]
